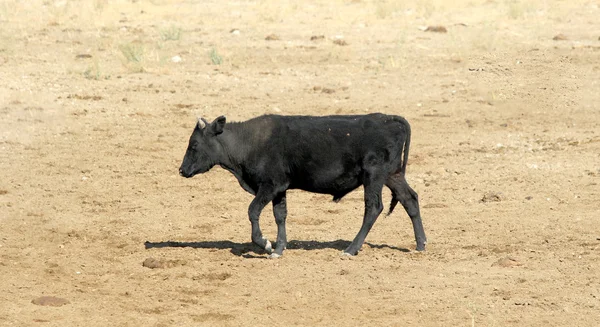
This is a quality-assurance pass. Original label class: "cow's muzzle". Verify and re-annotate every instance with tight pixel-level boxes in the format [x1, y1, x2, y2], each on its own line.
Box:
[179, 168, 191, 178]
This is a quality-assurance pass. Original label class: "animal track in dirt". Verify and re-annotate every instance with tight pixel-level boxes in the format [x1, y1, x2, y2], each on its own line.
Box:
[192, 313, 234, 322]
[193, 272, 232, 281]
[142, 257, 187, 269]
[423, 203, 447, 208]
[192, 223, 215, 233]
[424, 25, 447, 33]
[553, 34, 568, 41]
[296, 218, 327, 226]
[31, 296, 70, 307]
[67, 94, 103, 101]
[492, 257, 523, 268]
[312, 86, 338, 94]
[481, 192, 503, 203]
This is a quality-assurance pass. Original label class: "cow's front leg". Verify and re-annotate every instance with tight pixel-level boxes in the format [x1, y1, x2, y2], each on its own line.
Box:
[269, 191, 287, 259]
[248, 186, 276, 254]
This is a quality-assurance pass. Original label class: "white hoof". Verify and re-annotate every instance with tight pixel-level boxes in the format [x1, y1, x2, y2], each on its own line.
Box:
[340, 251, 353, 257]
[264, 240, 272, 254]
[268, 253, 281, 259]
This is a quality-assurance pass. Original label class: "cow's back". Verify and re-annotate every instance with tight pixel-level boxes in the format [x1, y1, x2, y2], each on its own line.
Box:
[252, 114, 407, 194]
[274, 113, 406, 158]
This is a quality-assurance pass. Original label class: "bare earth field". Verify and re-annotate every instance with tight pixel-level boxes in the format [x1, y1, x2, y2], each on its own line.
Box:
[1, 0, 599, 326]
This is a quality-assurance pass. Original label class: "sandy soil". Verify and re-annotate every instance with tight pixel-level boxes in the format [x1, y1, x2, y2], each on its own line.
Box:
[1, 0, 599, 326]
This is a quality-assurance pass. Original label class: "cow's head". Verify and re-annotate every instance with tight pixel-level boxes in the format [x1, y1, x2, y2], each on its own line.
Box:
[179, 116, 227, 178]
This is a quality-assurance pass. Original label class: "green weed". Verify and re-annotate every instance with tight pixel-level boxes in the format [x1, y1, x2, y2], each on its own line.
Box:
[160, 25, 182, 41]
[209, 48, 222, 65]
[119, 42, 145, 72]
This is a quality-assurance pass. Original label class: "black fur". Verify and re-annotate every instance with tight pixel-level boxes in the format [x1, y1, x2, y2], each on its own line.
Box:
[179, 113, 426, 256]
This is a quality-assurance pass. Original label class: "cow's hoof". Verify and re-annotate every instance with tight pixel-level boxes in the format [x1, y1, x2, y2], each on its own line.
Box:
[268, 253, 282, 259]
[264, 240, 273, 254]
[340, 251, 355, 258]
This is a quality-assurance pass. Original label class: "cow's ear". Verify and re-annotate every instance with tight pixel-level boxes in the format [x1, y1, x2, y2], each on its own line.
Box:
[210, 115, 226, 135]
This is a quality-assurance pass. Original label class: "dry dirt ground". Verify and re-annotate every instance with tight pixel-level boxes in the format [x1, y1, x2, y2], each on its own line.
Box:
[1, 0, 600, 326]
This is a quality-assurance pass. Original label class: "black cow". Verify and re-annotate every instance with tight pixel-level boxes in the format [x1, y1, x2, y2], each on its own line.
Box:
[179, 114, 426, 258]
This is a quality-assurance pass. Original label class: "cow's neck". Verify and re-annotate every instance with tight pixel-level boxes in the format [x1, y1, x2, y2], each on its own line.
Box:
[215, 122, 256, 194]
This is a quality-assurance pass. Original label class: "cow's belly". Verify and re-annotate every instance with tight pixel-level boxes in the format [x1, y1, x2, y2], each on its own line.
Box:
[289, 164, 362, 196]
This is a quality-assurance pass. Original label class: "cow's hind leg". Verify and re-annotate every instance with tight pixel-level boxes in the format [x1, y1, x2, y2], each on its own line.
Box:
[248, 186, 277, 254]
[269, 191, 287, 259]
[343, 169, 385, 256]
[386, 174, 427, 251]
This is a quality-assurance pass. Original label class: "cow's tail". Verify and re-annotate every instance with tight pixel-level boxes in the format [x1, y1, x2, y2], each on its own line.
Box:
[387, 115, 411, 216]
[398, 116, 411, 175]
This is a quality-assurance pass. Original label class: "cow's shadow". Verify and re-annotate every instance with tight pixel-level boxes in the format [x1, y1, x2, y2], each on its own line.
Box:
[144, 239, 410, 258]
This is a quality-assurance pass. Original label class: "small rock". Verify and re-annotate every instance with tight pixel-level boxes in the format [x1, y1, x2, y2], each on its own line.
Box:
[32, 296, 70, 307]
[333, 39, 348, 46]
[142, 257, 166, 269]
[230, 29, 240, 35]
[492, 257, 523, 268]
[525, 196, 533, 200]
[310, 35, 325, 41]
[75, 54, 92, 59]
[265, 34, 279, 41]
[321, 88, 335, 94]
[425, 25, 447, 33]
[553, 33, 568, 41]
[481, 192, 503, 203]
[171, 55, 182, 63]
